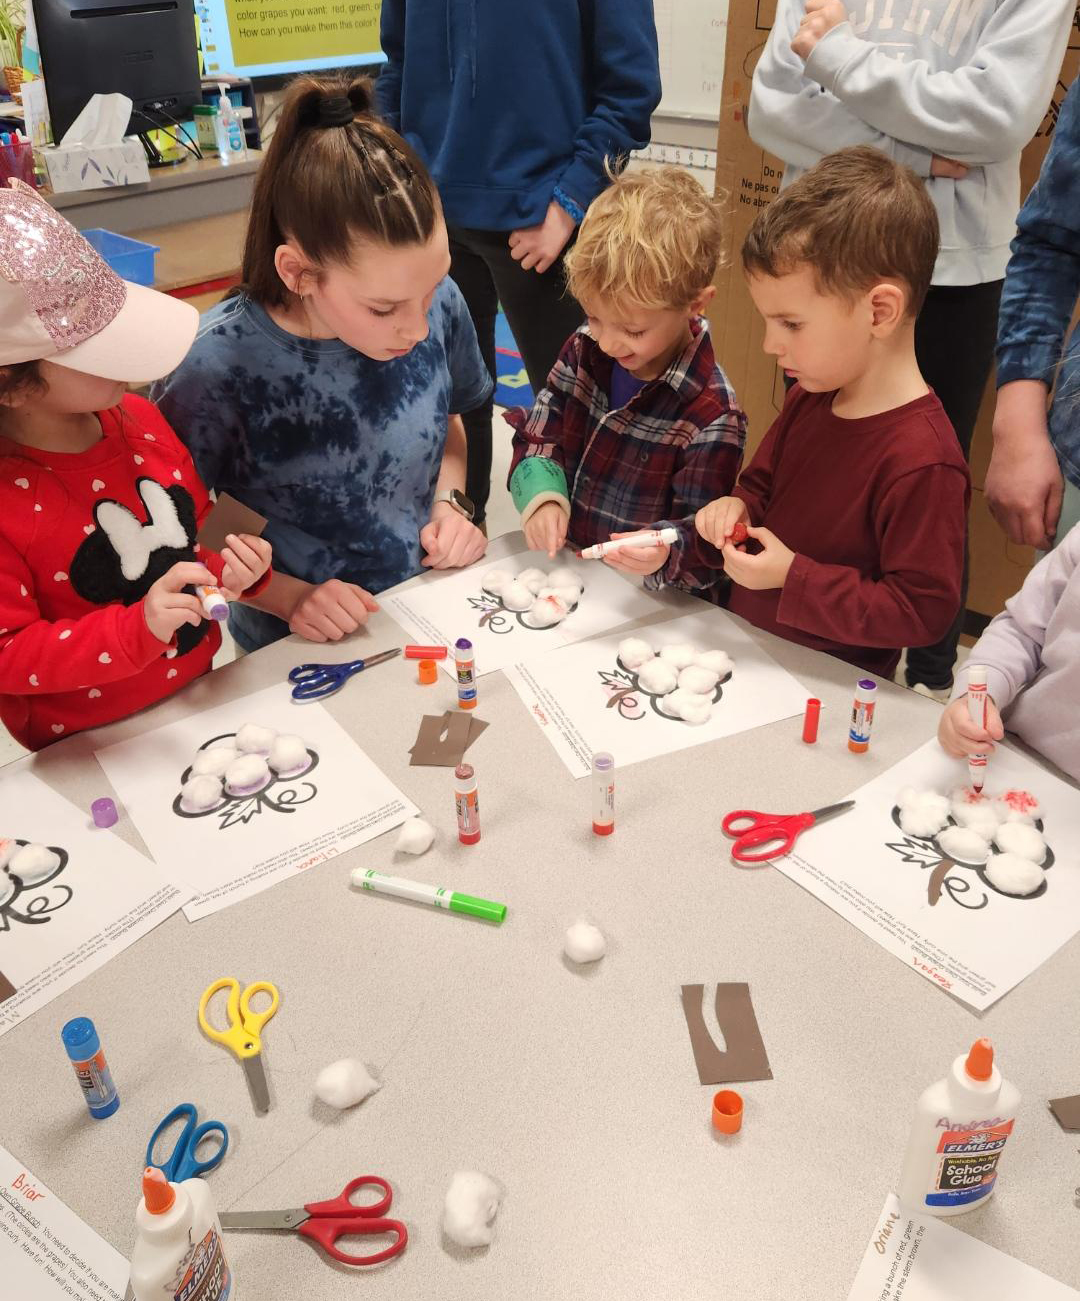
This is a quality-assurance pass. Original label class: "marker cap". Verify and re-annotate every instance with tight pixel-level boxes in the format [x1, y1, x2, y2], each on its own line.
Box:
[711, 1089, 743, 1134]
[418, 659, 438, 684]
[802, 698, 821, 744]
[91, 797, 118, 828]
[449, 893, 506, 924]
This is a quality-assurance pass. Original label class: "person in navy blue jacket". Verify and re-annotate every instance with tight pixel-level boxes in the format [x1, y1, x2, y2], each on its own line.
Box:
[375, 0, 661, 528]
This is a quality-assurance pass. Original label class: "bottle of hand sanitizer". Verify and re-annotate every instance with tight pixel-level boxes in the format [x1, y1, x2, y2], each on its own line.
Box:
[129, 1166, 234, 1300]
[897, 1038, 1020, 1217]
[217, 84, 247, 162]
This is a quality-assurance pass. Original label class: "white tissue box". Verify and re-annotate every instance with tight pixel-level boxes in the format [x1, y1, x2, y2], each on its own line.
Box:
[42, 139, 149, 194]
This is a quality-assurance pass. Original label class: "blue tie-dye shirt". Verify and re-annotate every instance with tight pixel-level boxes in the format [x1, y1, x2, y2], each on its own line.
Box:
[152, 282, 492, 651]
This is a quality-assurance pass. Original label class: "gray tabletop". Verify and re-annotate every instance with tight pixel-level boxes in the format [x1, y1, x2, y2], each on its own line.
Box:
[3, 534, 1078, 1300]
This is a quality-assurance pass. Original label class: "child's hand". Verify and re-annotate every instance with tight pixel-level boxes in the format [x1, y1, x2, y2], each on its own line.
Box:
[508, 202, 576, 274]
[143, 561, 217, 644]
[791, 0, 848, 58]
[524, 502, 569, 557]
[603, 531, 670, 577]
[219, 533, 272, 600]
[420, 506, 488, 570]
[695, 496, 748, 547]
[938, 695, 1005, 758]
[722, 526, 795, 590]
[289, 580, 379, 642]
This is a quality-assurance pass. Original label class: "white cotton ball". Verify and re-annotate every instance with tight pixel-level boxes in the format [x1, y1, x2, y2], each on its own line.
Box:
[517, 567, 548, 594]
[993, 821, 1047, 864]
[898, 795, 950, 839]
[268, 734, 311, 777]
[659, 643, 697, 671]
[8, 842, 61, 884]
[660, 688, 713, 724]
[948, 788, 1000, 831]
[314, 1058, 381, 1110]
[500, 580, 533, 611]
[937, 825, 991, 865]
[546, 565, 583, 594]
[985, 851, 1046, 897]
[993, 790, 1041, 824]
[636, 658, 679, 695]
[693, 650, 733, 679]
[395, 817, 435, 856]
[181, 774, 224, 813]
[523, 595, 568, 628]
[0, 838, 16, 870]
[895, 789, 949, 819]
[678, 665, 719, 695]
[896, 786, 923, 810]
[443, 1171, 502, 1248]
[539, 584, 581, 610]
[224, 754, 270, 796]
[618, 637, 654, 671]
[563, 920, 606, 963]
[0, 876, 12, 908]
[235, 723, 276, 755]
[480, 568, 512, 596]
[191, 746, 238, 778]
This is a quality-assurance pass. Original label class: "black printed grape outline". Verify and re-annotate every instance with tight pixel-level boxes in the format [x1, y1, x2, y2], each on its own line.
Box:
[172, 732, 321, 831]
[597, 654, 732, 723]
[467, 583, 581, 635]
[0, 841, 73, 932]
[885, 804, 1055, 910]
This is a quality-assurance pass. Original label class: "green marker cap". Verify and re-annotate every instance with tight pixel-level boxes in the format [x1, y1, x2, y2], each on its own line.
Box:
[449, 892, 507, 924]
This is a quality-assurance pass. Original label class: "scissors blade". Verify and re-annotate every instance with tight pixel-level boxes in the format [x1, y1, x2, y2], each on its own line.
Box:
[361, 648, 402, 670]
[810, 800, 856, 824]
[242, 1053, 271, 1114]
[220, 1208, 308, 1231]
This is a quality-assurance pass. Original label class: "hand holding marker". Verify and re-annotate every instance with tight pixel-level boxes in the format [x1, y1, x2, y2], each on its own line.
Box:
[577, 527, 677, 560]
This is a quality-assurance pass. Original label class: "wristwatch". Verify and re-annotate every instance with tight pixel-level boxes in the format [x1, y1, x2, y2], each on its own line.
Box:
[433, 488, 476, 521]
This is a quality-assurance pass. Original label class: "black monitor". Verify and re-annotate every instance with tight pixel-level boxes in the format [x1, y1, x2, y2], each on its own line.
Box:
[33, 0, 202, 144]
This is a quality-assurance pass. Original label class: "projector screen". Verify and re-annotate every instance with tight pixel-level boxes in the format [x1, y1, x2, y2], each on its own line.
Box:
[197, 0, 386, 79]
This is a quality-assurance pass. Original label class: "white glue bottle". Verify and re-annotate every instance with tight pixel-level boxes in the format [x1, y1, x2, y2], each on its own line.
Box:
[897, 1038, 1020, 1217]
[129, 1166, 235, 1300]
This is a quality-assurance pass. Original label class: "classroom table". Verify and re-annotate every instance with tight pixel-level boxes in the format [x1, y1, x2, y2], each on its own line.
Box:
[2, 533, 1078, 1299]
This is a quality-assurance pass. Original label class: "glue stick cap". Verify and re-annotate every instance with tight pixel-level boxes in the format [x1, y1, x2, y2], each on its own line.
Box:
[964, 1038, 994, 1082]
[61, 1016, 100, 1062]
[712, 1089, 743, 1134]
[142, 1166, 175, 1214]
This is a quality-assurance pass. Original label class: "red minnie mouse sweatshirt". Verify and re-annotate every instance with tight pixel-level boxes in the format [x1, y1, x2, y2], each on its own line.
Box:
[0, 395, 269, 751]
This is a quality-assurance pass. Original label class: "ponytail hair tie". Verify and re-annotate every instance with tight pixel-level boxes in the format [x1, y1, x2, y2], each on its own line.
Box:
[317, 95, 356, 128]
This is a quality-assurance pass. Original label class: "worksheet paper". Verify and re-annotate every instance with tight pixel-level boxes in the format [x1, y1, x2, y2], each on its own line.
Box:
[776, 740, 1080, 1010]
[383, 548, 665, 678]
[95, 685, 417, 920]
[505, 607, 809, 776]
[0, 1143, 128, 1300]
[0, 770, 183, 1038]
[847, 1194, 1078, 1299]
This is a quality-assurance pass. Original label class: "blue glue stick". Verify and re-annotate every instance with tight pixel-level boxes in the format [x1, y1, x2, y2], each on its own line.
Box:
[61, 1017, 119, 1119]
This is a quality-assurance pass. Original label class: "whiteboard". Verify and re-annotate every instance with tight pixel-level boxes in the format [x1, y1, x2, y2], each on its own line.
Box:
[654, 0, 729, 121]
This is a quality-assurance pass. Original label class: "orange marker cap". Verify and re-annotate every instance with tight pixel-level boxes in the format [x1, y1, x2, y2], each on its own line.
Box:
[418, 659, 438, 685]
[965, 1038, 994, 1081]
[142, 1166, 175, 1214]
[711, 1089, 743, 1134]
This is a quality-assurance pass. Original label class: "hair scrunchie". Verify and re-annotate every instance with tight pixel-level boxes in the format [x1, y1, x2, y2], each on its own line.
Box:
[317, 95, 356, 128]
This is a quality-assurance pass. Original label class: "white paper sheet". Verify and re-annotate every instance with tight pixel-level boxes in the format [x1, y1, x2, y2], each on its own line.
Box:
[505, 607, 809, 777]
[847, 1194, 1078, 1299]
[383, 548, 665, 678]
[776, 739, 1080, 1010]
[0, 771, 183, 1038]
[95, 685, 417, 920]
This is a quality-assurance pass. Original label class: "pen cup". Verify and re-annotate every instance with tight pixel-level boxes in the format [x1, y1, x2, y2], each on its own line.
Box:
[0, 139, 37, 188]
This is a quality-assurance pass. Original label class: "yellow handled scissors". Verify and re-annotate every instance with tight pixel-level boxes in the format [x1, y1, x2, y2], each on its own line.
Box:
[198, 978, 280, 1114]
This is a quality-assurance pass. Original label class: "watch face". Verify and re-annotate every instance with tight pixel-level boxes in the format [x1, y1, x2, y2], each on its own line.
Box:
[451, 489, 475, 520]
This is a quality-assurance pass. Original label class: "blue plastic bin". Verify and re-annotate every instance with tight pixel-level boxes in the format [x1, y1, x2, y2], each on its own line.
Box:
[81, 229, 159, 287]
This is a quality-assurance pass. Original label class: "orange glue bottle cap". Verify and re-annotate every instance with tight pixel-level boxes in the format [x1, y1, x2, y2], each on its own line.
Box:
[142, 1165, 175, 1214]
[711, 1089, 743, 1134]
[964, 1038, 994, 1082]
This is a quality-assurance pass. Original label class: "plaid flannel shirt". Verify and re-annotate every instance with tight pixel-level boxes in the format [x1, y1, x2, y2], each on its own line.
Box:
[505, 318, 746, 594]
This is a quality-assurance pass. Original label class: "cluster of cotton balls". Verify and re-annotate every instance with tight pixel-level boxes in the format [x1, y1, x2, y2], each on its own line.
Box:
[481, 565, 584, 628]
[0, 838, 62, 904]
[180, 723, 313, 812]
[617, 637, 733, 725]
[896, 786, 1049, 896]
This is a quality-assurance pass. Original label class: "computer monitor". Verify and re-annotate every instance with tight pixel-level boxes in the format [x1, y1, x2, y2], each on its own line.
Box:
[33, 0, 202, 144]
[195, 0, 385, 81]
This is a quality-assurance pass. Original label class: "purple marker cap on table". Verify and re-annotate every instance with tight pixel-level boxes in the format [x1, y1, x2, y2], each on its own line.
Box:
[91, 797, 118, 828]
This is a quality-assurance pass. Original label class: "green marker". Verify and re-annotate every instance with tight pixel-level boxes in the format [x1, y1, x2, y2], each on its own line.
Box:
[351, 868, 506, 924]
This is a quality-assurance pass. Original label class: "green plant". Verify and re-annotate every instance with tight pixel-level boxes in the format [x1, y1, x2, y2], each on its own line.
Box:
[0, 0, 21, 70]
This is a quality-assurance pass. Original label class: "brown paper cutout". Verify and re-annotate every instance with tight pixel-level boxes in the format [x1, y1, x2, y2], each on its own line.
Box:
[409, 712, 488, 766]
[196, 493, 269, 554]
[1049, 1093, 1080, 1131]
[679, 983, 773, 1085]
[0, 970, 16, 1005]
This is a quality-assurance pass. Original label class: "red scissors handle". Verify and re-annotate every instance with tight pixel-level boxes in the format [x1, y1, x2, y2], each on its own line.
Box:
[300, 1176, 408, 1265]
[723, 810, 814, 863]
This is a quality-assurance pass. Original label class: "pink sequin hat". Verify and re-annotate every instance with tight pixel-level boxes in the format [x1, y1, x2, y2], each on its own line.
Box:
[0, 179, 197, 382]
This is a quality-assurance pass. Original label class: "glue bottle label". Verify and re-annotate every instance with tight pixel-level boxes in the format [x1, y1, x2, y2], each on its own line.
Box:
[71, 1048, 117, 1111]
[849, 699, 874, 744]
[174, 1226, 231, 1301]
[922, 1120, 1014, 1209]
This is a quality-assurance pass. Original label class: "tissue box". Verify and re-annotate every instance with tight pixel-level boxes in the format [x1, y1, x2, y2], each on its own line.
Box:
[42, 138, 149, 194]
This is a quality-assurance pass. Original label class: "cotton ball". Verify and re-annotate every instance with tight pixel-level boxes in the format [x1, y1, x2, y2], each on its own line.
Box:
[224, 754, 271, 796]
[191, 746, 238, 778]
[694, 649, 733, 679]
[896, 786, 923, 810]
[517, 567, 548, 594]
[896, 789, 949, 819]
[314, 1059, 381, 1110]
[660, 688, 712, 724]
[937, 825, 991, 865]
[181, 774, 224, 813]
[443, 1171, 502, 1248]
[546, 565, 583, 594]
[524, 595, 568, 628]
[948, 789, 1000, 833]
[636, 658, 679, 696]
[993, 821, 1047, 864]
[678, 665, 719, 695]
[563, 920, 606, 963]
[0, 838, 16, 870]
[235, 723, 276, 755]
[618, 637, 654, 671]
[8, 842, 61, 884]
[984, 851, 1046, 897]
[898, 793, 950, 839]
[659, 643, 697, 671]
[500, 580, 533, 612]
[480, 568, 512, 596]
[539, 584, 581, 610]
[993, 789, 1041, 824]
[395, 817, 435, 856]
[267, 734, 311, 777]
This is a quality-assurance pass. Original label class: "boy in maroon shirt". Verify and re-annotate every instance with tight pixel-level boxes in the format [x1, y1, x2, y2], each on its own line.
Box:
[695, 146, 969, 678]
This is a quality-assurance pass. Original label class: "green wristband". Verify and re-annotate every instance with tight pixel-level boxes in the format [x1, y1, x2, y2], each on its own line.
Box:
[510, 457, 569, 515]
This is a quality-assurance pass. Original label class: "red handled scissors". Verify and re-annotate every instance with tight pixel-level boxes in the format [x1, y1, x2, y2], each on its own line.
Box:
[722, 800, 855, 863]
[219, 1175, 407, 1266]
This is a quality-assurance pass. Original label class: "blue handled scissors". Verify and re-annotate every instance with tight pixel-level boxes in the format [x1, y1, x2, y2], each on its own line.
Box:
[147, 1103, 229, 1182]
[288, 648, 402, 701]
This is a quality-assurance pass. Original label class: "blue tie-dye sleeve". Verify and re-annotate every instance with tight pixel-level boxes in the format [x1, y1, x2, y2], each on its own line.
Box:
[443, 278, 495, 414]
[151, 359, 236, 493]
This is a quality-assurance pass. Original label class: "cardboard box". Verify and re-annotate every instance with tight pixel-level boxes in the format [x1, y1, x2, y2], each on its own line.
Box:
[42, 138, 149, 194]
[708, 1, 1080, 618]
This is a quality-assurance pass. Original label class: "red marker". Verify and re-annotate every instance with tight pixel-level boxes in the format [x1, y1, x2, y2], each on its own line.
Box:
[965, 664, 989, 793]
[729, 522, 749, 545]
[405, 644, 448, 660]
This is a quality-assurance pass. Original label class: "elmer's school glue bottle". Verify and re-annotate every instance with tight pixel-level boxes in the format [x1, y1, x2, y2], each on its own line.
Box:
[897, 1039, 1020, 1217]
[130, 1167, 234, 1301]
